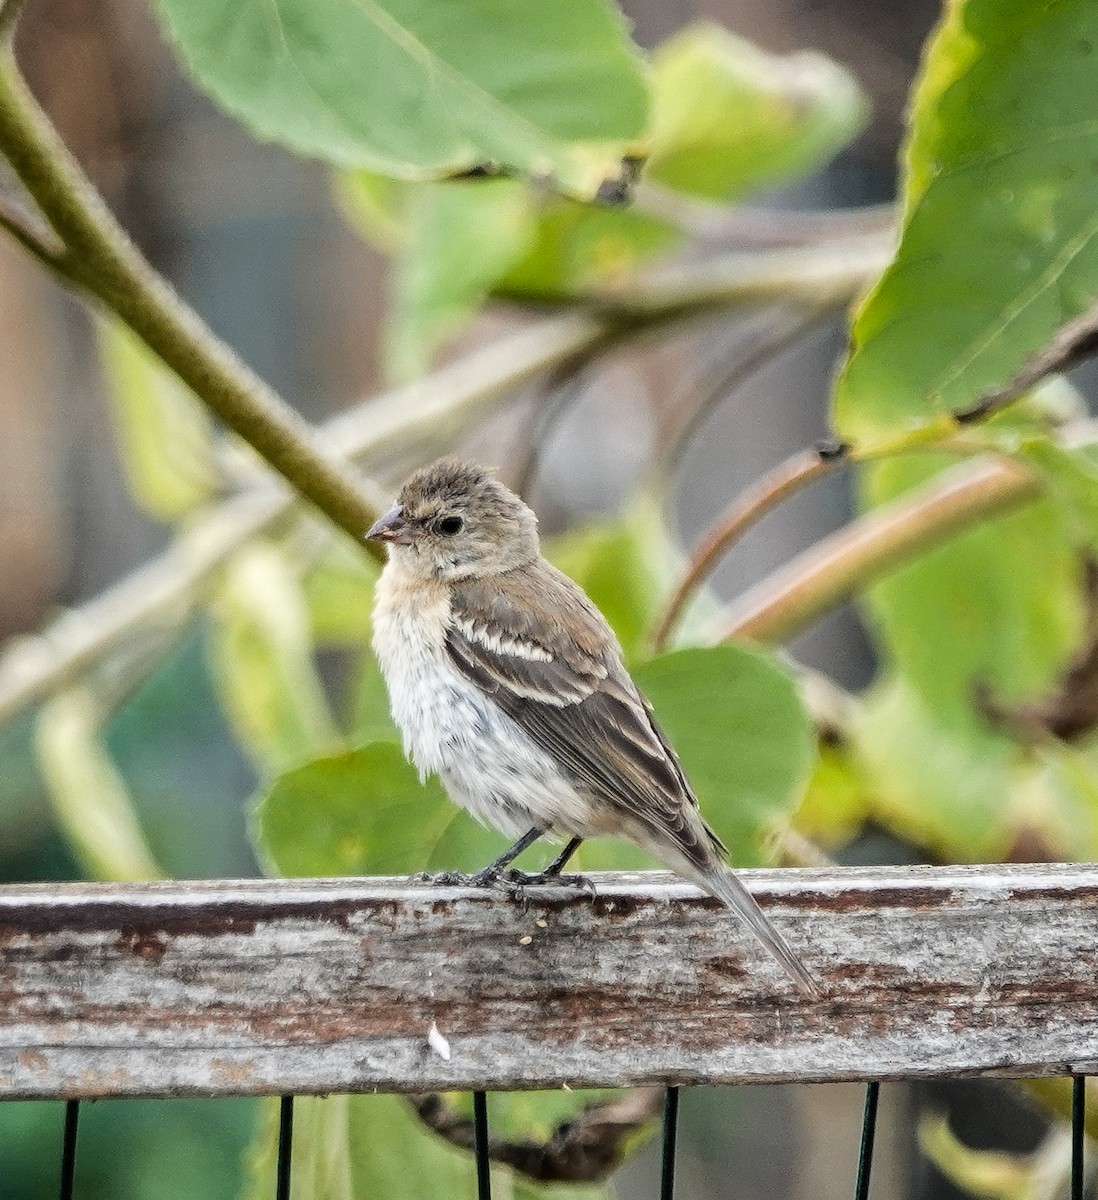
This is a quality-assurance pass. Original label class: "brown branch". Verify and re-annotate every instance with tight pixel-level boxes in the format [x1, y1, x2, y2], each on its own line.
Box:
[0, 189, 62, 269]
[0, 55, 385, 547]
[653, 442, 847, 649]
[633, 183, 897, 247]
[409, 1088, 662, 1183]
[715, 453, 1039, 645]
[954, 297, 1098, 424]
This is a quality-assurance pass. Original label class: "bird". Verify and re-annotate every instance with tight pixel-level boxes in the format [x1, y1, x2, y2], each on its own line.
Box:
[366, 457, 818, 995]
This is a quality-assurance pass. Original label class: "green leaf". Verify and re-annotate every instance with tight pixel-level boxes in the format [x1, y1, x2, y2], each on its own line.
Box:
[96, 318, 217, 520]
[35, 687, 163, 881]
[856, 677, 1014, 861]
[387, 179, 536, 379]
[629, 644, 816, 867]
[647, 22, 867, 201]
[254, 741, 451, 877]
[153, 0, 649, 200]
[241, 1094, 476, 1200]
[794, 738, 873, 848]
[1019, 438, 1098, 552]
[860, 453, 1085, 722]
[302, 534, 380, 646]
[833, 0, 1098, 442]
[209, 543, 339, 778]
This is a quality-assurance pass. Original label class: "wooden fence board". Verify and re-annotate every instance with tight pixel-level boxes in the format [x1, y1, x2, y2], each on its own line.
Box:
[1, 864, 1096, 1099]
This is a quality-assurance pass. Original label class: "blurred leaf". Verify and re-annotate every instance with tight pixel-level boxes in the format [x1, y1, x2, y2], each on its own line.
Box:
[153, 0, 649, 201]
[1020, 439, 1098, 552]
[918, 1112, 1032, 1200]
[834, 0, 1098, 441]
[35, 687, 163, 881]
[497, 201, 679, 300]
[347, 647, 401, 745]
[387, 179, 537, 379]
[544, 500, 676, 665]
[794, 738, 873, 847]
[302, 535, 379, 646]
[210, 543, 339, 778]
[335, 169, 407, 253]
[861, 452, 1085, 723]
[241, 1094, 475, 1200]
[97, 319, 217, 520]
[647, 22, 867, 201]
[857, 677, 1014, 861]
[254, 741, 450, 877]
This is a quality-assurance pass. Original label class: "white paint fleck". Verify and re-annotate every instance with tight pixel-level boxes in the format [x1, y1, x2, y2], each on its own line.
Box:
[427, 1023, 451, 1061]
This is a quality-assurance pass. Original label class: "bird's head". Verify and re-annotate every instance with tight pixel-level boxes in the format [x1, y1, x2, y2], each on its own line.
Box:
[365, 457, 539, 580]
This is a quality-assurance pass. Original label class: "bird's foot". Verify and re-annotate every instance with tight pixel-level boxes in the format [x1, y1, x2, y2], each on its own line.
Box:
[499, 869, 597, 896]
[414, 867, 506, 888]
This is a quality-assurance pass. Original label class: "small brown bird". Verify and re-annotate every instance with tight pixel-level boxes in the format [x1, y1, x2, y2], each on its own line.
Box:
[367, 457, 817, 994]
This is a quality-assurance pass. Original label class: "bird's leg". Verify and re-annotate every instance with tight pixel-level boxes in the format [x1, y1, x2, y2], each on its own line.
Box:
[417, 827, 544, 887]
[502, 837, 596, 894]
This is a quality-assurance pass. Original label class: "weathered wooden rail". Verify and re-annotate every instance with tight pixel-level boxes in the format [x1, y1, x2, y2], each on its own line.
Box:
[1, 863, 1097, 1100]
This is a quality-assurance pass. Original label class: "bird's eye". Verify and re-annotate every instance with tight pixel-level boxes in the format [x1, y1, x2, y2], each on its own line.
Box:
[437, 515, 464, 536]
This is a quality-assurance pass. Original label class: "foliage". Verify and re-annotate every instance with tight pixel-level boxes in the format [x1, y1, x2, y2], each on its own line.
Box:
[2, 0, 1098, 1198]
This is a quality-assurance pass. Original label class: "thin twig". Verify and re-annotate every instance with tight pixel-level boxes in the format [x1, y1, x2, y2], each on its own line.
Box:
[715, 453, 1041, 646]
[0, 189, 63, 269]
[0, 55, 384, 544]
[509, 362, 593, 500]
[954, 297, 1098, 424]
[653, 443, 847, 649]
[633, 183, 897, 247]
[658, 303, 836, 475]
[589, 233, 892, 319]
[409, 1088, 663, 1183]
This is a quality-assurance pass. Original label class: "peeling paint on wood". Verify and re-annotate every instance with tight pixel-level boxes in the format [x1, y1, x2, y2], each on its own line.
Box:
[0, 864, 1097, 1099]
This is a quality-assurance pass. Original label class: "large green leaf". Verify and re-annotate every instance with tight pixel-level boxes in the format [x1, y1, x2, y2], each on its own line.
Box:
[857, 677, 1098, 863]
[646, 22, 867, 201]
[96, 319, 217, 520]
[254, 741, 451, 877]
[209, 543, 339, 778]
[153, 0, 649, 200]
[833, 0, 1098, 442]
[860, 453, 1085, 723]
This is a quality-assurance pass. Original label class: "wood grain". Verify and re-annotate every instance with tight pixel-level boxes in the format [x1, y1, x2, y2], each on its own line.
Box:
[1, 864, 1096, 1099]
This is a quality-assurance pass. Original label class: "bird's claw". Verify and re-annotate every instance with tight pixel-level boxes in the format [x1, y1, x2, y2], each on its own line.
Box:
[413, 867, 596, 898]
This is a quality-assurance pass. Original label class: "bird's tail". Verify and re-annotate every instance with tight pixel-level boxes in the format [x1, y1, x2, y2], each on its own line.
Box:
[698, 862, 819, 997]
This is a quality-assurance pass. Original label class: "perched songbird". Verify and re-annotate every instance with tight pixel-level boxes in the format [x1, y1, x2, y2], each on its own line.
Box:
[367, 457, 817, 994]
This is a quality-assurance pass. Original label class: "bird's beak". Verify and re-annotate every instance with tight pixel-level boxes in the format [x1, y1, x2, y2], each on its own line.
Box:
[365, 505, 415, 545]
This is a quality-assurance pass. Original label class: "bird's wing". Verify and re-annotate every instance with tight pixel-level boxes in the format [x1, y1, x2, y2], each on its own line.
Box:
[446, 562, 720, 867]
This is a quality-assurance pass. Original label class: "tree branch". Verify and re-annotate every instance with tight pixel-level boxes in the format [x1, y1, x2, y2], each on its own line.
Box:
[0, 189, 63, 270]
[654, 443, 847, 649]
[714, 452, 1041, 645]
[633, 183, 896, 247]
[954, 296, 1098, 424]
[0, 54, 384, 544]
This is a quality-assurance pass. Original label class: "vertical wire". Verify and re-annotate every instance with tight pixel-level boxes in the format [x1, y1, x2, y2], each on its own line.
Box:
[473, 1091, 491, 1200]
[275, 1096, 294, 1200]
[660, 1086, 680, 1200]
[1072, 1076, 1086, 1200]
[853, 1082, 880, 1200]
[58, 1099, 79, 1200]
